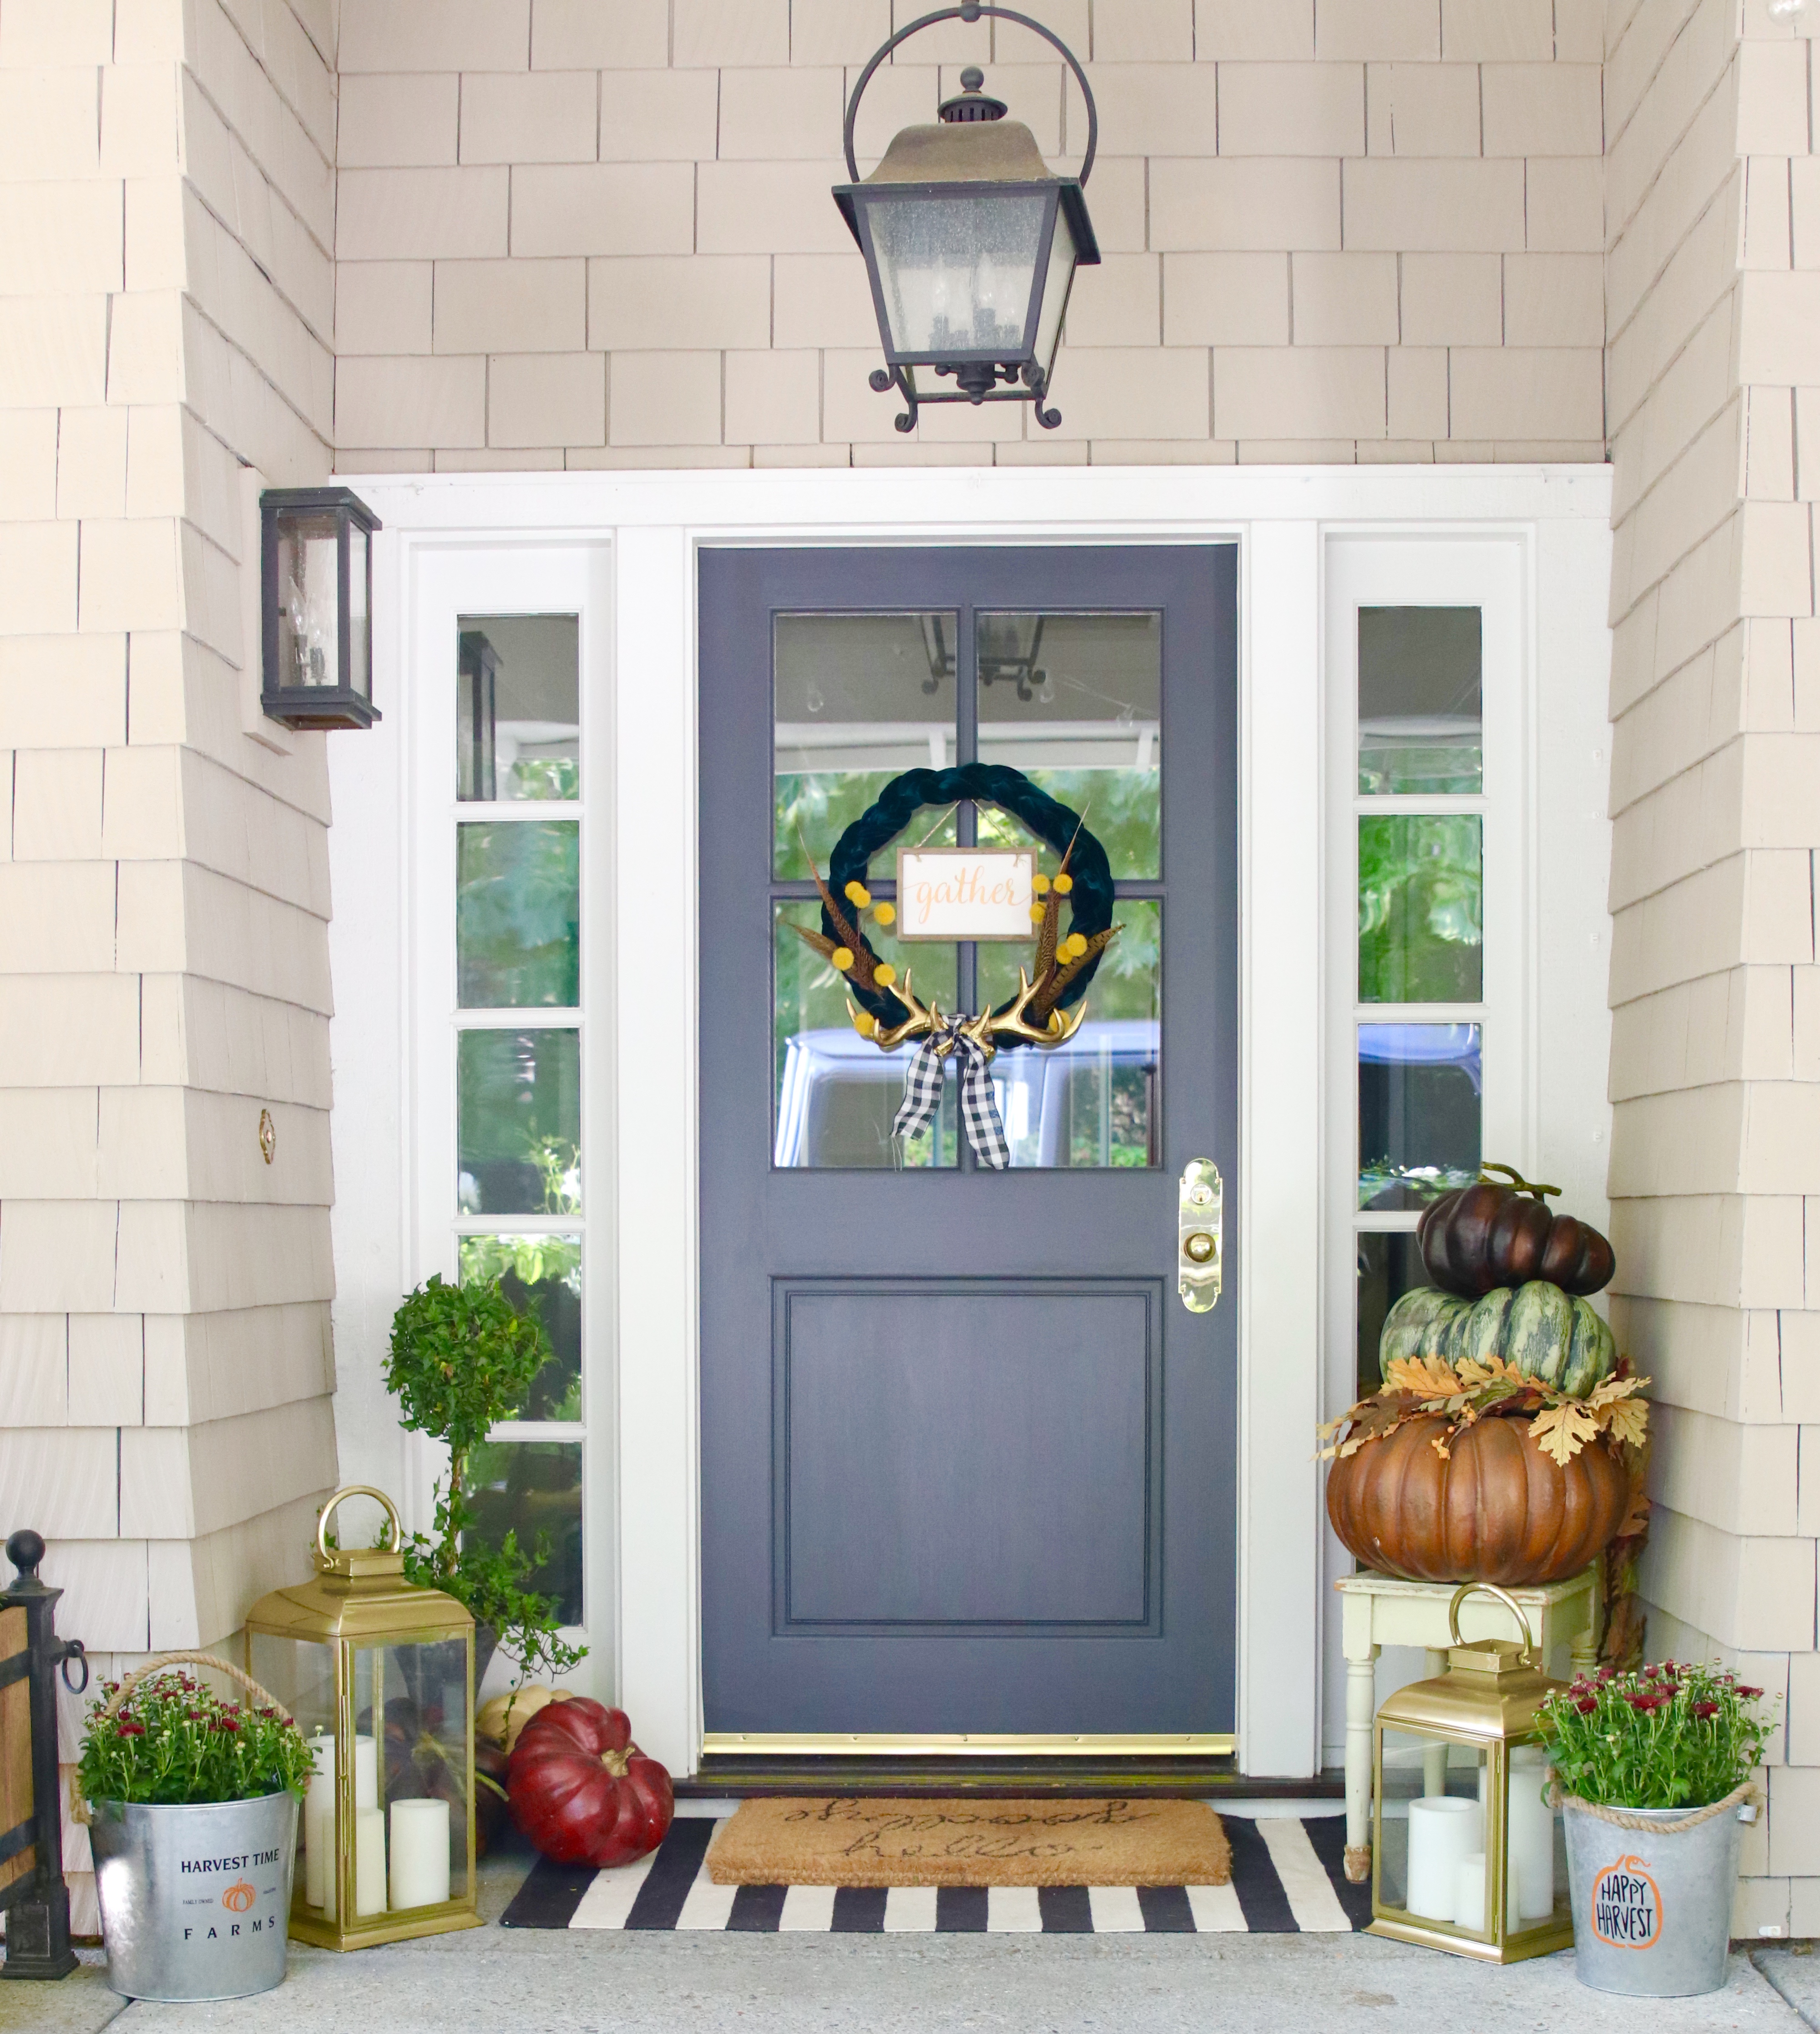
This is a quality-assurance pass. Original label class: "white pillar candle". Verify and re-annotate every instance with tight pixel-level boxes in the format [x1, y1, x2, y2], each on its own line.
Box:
[355, 1807, 389, 1918]
[389, 1798, 452, 1910]
[1453, 1852, 1522, 1933]
[1507, 1744, 1557, 1920]
[353, 1733, 379, 1811]
[1405, 1796, 1481, 1921]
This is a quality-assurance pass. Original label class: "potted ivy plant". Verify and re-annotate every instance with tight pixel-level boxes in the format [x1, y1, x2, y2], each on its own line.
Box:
[384, 1274, 587, 1695]
[79, 1653, 313, 2002]
[1541, 1662, 1773, 1997]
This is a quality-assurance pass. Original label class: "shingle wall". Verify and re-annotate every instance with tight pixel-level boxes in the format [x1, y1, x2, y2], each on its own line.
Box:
[1603, 0, 1820, 1938]
[0, 0, 342, 1926]
[330, 0, 1609, 470]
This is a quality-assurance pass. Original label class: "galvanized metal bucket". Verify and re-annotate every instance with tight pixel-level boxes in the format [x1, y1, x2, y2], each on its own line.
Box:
[1562, 1796, 1749, 1996]
[89, 1793, 297, 2001]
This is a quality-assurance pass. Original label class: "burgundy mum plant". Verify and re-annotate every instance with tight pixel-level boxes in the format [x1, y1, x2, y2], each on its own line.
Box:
[1539, 1661, 1774, 1810]
[79, 1670, 315, 1806]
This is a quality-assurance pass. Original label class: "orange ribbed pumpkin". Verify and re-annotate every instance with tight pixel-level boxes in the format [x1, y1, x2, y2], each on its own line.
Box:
[1325, 1412, 1630, 1587]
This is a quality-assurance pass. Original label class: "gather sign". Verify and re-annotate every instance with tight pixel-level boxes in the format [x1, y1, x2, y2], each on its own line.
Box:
[894, 848, 1037, 941]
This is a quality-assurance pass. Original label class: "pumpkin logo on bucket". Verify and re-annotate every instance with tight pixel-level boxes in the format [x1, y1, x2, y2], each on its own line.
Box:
[1591, 1854, 1662, 1949]
[220, 1879, 257, 1914]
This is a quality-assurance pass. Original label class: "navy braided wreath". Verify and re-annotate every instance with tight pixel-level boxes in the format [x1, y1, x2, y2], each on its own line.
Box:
[823, 763, 1115, 1045]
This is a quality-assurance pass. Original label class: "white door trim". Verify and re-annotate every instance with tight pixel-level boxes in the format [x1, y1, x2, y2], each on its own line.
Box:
[326, 462, 1613, 1779]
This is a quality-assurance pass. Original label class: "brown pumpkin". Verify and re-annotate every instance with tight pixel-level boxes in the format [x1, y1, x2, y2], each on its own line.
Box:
[1417, 1165, 1615, 1299]
[1325, 1412, 1630, 1587]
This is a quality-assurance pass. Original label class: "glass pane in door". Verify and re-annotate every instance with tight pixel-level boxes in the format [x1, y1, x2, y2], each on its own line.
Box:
[1358, 815, 1482, 1002]
[774, 906, 957, 1167]
[774, 613, 959, 872]
[457, 821, 580, 1007]
[978, 899, 1160, 1168]
[1358, 1022, 1481, 1209]
[459, 1234, 581, 1420]
[457, 1028, 581, 1214]
[1358, 607, 1482, 795]
[1356, 1230, 1433, 1399]
[458, 615, 580, 801]
[976, 613, 1161, 878]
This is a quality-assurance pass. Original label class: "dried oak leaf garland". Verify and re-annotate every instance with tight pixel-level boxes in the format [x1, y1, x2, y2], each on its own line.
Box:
[1318, 1353, 1651, 1467]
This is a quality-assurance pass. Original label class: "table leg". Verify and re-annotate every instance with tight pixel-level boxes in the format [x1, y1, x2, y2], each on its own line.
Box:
[1422, 1649, 1450, 1797]
[1569, 1584, 1603, 1682]
[1345, 1645, 1378, 1883]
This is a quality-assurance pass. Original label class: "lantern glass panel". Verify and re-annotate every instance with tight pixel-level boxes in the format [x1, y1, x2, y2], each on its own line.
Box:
[1030, 203, 1076, 382]
[1499, 1743, 1567, 1934]
[1378, 1727, 1491, 1929]
[349, 521, 372, 703]
[360, 1640, 471, 1917]
[274, 510, 341, 691]
[869, 191, 1048, 359]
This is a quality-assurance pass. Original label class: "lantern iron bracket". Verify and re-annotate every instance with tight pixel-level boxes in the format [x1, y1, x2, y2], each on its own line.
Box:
[868, 360, 1062, 433]
[842, 4, 1098, 189]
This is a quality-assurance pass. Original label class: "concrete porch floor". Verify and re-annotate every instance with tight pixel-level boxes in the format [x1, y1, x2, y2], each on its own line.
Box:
[8, 1837, 1817, 2034]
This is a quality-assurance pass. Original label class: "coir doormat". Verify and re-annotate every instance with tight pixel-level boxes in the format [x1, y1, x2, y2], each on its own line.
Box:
[500, 1811, 1371, 1935]
[707, 1797, 1231, 1887]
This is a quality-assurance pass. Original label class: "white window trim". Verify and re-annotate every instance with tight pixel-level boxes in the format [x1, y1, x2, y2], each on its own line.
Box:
[326, 464, 1613, 1781]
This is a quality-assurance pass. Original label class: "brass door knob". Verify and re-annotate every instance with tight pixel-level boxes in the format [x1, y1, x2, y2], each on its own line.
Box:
[1183, 1231, 1216, 1265]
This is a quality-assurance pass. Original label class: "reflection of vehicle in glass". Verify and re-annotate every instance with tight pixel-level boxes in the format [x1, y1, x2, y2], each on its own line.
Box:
[775, 1018, 1159, 1169]
[1357, 1021, 1482, 1210]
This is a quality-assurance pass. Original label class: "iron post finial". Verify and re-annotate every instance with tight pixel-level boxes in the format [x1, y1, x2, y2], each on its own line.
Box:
[6, 1528, 45, 1586]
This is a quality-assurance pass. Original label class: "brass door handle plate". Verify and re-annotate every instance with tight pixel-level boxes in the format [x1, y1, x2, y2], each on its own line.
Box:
[1178, 1159, 1223, 1313]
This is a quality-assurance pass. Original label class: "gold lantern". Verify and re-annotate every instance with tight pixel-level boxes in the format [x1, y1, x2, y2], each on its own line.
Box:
[1370, 1583, 1574, 1963]
[244, 1485, 484, 1950]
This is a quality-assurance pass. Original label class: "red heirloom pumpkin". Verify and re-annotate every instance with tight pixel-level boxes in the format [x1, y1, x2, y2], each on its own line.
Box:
[507, 1696, 673, 1867]
[1325, 1412, 1630, 1588]
[1418, 1164, 1615, 1299]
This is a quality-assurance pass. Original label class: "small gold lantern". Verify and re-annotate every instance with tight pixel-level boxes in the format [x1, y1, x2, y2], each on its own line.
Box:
[1370, 1583, 1573, 1963]
[244, 1485, 483, 1950]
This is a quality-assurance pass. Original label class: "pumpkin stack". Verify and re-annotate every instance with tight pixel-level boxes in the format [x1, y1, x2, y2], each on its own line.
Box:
[1325, 1165, 1647, 1589]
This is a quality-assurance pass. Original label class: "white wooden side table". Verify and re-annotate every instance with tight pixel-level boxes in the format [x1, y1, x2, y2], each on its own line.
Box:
[1335, 1566, 1603, 1883]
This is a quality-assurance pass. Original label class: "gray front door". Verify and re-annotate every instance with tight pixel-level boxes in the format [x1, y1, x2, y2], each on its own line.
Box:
[699, 544, 1238, 1738]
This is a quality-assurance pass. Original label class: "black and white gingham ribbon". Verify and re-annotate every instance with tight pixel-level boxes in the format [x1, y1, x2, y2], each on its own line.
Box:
[891, 1020, 1009, 1169]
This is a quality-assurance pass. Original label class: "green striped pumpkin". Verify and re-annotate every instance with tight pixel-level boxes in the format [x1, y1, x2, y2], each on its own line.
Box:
[1379, 1280, 1617, 1399]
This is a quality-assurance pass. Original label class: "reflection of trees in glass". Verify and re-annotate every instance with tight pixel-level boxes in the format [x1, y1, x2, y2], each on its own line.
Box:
[1358, 817, 1482, 1002]
[976, 767, 1160, 880]
[775, 772, 956, 874]
[466, 1440, 583, 1626]
[457, 1030, 581, 1214]
[510, 756, 580, 801]
[459, 1235, 582, 1422]
[456, 821, 580, 1007]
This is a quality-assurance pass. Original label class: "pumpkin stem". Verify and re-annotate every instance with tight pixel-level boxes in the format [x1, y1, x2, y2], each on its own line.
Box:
[1478, 1159, 1561, 1200]
[600, 1747, 630, 1778]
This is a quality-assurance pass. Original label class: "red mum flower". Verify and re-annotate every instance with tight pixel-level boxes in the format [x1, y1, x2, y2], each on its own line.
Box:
[1693, 1701, 1720, 1719]
[1737, 1685, 1764, 1700]
[1642, 1664, 1659, 1679]
[1575, 1696, 1598, 1714]
[118, 1721, 146, 1736]
[215, 1715, 240, 1732]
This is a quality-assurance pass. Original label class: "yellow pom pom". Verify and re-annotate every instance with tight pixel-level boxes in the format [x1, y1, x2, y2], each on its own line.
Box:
[844, 880, 871, 907]
[831, 947, 854, 971]
[1032, 873, 1051, 896]
[1064, 933, 1088, 960]
[851, 1007, 876, 1038]
[873, 963, 897, 987]
[1054, 872, 1073, 895]
[873, 901, 896, 927]
[1029, 902, 1047, 922]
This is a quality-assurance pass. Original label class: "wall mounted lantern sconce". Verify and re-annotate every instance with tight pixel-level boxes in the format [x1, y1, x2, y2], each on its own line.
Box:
[261, 486, 382, 729]
[833, 3, 1101, 433]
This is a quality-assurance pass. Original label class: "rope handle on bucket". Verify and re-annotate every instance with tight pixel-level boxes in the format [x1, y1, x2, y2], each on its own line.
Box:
[1544, 1773, 1764, 1834]
[71, 1649, 294, 1825]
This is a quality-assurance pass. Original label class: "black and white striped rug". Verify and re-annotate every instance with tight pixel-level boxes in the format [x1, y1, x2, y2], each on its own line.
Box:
[500, 1812, 1370, 1935]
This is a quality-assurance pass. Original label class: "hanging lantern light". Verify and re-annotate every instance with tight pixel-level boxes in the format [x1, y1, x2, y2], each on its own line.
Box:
[244, 1486, 482, 1950]
[1370, 1584, 1573, 1963]
[833, 3, 1100, 432]
[261, 486, 381, 729]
